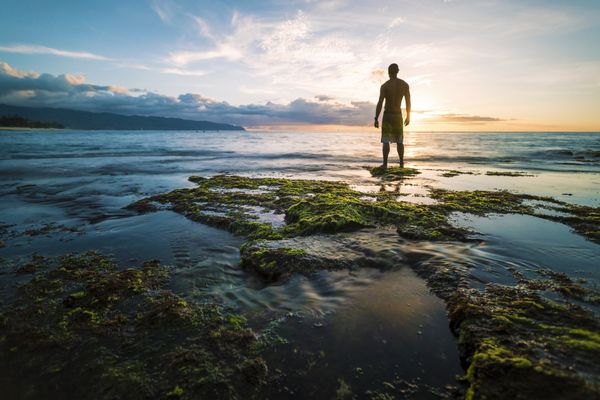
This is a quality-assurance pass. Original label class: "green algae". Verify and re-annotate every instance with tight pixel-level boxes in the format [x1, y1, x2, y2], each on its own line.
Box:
[124, 174, 600, 397]
[128, 175, 600, 246]
[368, 166, 420, 180]
[430, 188, 538, 215]
[440, 170, 477, 178]
[430, 188, 600, 243]
[128, 175, 600, 285]
[544, 202, 600, 243]
[526, 269, 600, 304]
[485, 171, 535, 177]
[128, 175, 467, 247]
[0, 252, 268, 399]
[447, 284, 600, 399]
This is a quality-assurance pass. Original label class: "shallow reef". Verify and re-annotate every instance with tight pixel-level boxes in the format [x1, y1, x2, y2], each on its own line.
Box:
[123, 173, 600, 398]
[0, 252, 269, 400]
[128, 174, 600, 250]
[127, 174, 468, 249]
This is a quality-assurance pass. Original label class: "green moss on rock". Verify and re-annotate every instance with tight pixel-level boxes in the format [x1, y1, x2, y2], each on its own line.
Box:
[127, 175, 468, 244]
[0, 252, 267, 399]
[485, 171, 535, 177]
[447, 285, 600, 399]
[368, 166, 420, 179]
[430, 188, 600, 243]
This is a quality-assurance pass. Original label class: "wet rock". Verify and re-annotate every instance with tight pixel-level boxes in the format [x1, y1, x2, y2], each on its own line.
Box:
[447, 285, 600, 399]
[368, 166, 421, 180]
[240, 234, 373, 281]
[126, 175, 469, 243]
[0, 252, 267, 400]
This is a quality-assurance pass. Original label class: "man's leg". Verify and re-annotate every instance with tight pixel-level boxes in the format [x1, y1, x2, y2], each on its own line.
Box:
[382, 142, 390, 168]
[397, 143, 404, 168]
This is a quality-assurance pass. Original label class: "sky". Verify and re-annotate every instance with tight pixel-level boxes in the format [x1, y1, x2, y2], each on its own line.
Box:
[0, 0, 599, 131]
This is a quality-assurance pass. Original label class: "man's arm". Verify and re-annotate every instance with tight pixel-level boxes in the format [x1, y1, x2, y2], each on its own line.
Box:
[404, 85, 411, 126]
[374, 85, 384, 128]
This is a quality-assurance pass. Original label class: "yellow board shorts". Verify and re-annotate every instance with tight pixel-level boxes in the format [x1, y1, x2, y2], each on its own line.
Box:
[381, 111, 403, 144]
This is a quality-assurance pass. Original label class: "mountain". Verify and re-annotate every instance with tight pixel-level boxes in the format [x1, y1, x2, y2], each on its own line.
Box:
[0, 104, 245, 131]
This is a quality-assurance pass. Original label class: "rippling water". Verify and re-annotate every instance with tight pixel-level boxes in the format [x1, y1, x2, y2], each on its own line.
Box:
[1, 129, 599, 397]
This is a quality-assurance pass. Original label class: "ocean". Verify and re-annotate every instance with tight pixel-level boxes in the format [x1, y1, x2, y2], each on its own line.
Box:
[1, 129, 599, 398]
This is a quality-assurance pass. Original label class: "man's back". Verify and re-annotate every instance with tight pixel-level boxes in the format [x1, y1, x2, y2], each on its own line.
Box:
[382, 78, 409, 113]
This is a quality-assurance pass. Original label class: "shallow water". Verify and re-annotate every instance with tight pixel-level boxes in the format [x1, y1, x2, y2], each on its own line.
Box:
[1, 129, 599, 397]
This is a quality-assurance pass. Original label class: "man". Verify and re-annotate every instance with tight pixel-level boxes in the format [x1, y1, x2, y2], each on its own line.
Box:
[374, 63, 411, 168]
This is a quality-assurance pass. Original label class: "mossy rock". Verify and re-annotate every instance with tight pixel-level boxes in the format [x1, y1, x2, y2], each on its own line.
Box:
[447, 285, 600, 399]
[126, 175, 467, 244]
[240, 246, 311, 281]
[0, 252, 267, 399]
[368, 166, 420, 179]
[431, 188, 600, 243]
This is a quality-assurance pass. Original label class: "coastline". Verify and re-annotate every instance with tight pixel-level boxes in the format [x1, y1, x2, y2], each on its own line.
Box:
[0, 126, 65, 131]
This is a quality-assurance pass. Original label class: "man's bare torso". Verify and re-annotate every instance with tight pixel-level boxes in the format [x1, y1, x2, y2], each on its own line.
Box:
[382, 78, 409, 113]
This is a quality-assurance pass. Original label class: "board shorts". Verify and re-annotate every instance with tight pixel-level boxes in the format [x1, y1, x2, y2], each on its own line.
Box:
[381, 111, 403, 144]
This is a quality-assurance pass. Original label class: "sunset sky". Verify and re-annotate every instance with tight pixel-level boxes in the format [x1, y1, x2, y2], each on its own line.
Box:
[1, 0, 599, 131]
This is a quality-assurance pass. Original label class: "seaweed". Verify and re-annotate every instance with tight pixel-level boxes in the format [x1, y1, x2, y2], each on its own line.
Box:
[485, 171, 535, 177]
[368, 166, 421, 180]
[127, 175, 467, 245]
[448, 285, 600, 399]
[430, 189, 600, 243]
[440, 170, 477, 178]
[0, 252, 268, 399]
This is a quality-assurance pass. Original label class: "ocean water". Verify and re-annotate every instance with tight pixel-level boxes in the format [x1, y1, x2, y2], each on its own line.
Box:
[1, 130, 599, 398]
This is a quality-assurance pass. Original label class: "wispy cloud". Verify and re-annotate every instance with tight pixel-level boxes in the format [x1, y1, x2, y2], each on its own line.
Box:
[428, 113, 505, 123]
[150, 0, 177, 24]
[0, 44, 110, 60]
[166, 10, 386, 101]
[169, 46, 242, 64]
[188, 14, 215, 40]
[388, 17, 405, 28]
[160, 67, 208, 76]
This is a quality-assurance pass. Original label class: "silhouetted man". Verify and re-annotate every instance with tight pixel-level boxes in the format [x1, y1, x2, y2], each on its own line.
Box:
[374, 63, 411, 168]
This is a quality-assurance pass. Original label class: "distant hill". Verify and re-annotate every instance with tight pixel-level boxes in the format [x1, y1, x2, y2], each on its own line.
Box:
[0, 104, 245, 131]
[0, 114, 64, 129]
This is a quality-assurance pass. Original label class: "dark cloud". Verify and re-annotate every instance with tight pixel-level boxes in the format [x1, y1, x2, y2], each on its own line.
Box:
[314, 94, 335, 101]
[0, 62, 374, 127]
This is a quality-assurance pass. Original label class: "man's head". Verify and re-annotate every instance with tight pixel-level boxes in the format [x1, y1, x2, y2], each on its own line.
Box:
[388, 63, 399, 78]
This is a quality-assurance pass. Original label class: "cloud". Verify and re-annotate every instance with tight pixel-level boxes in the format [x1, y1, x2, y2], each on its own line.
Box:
[189, 15, 215, 40]
[428, 113, 504, 123]
[166, 10, 386, 100]
[0, 61, 374, 127]
[388, 17, 405, 28]
[169, 46, 242, 64]
[150, 0, 176, 24]
[315, 94, 335, 101]
[0, 44, 110, 61]
[160, 67, 208, 76]
[0, 62, 125, 94]
[1, 62, 514, 128]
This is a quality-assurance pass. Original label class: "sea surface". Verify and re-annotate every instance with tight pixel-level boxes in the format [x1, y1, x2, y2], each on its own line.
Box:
[1, 130, 599, 398]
